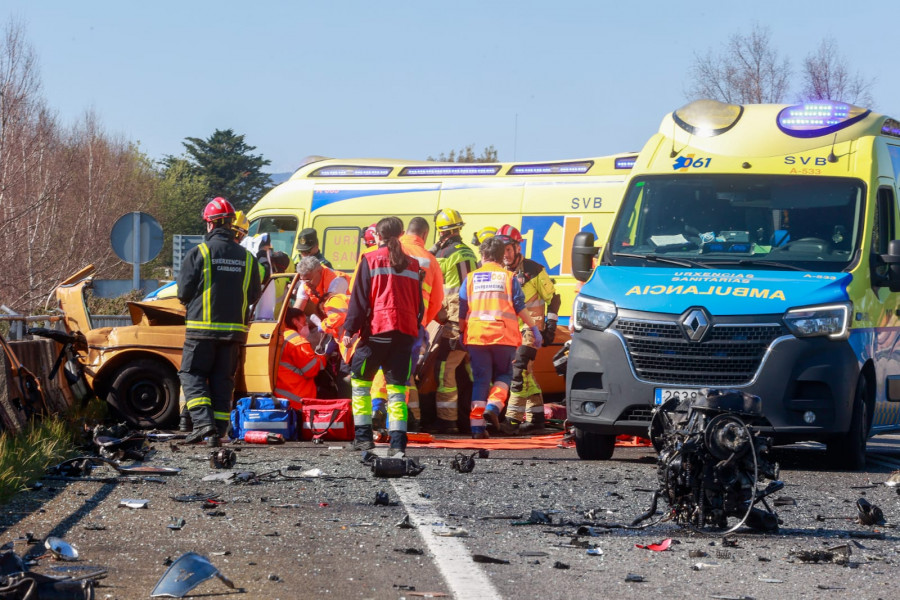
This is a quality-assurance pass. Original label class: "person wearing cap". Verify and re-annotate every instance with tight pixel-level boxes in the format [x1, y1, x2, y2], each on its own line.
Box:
[177, 197, 261, 445]
[296, 227, 332, 268]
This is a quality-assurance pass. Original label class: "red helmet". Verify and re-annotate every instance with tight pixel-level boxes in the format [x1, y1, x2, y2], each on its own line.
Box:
[203, 197, 236, 223]
[362, 223, 377, 248]
[497, 224, 522, 244]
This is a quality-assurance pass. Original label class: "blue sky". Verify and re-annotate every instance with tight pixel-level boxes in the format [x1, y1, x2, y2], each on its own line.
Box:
[3, 1, 895, 173]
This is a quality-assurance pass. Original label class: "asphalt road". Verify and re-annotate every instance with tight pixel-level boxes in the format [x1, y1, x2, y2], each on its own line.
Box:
[1, 433, 899, 600]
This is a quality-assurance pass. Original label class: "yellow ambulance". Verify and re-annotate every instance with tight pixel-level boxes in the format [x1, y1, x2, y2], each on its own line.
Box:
[246, 153, 636, 393]
[568, 99, 900, 468]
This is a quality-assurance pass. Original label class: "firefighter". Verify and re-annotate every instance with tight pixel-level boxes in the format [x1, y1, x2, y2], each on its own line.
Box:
[497, 224, 561, 434]
[427, 208, 477, 433]
[296, 227, 332, 268]
[177, 197, 261, 445]
[460, 236, 539, 439]
[274, 308, 326, 404]
[342, 216, 423, 456]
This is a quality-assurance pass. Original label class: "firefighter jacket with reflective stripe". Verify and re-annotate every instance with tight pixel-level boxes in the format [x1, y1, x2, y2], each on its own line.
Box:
[400, 233, 444, 326]
[178, 228, 261, 342]
[344, 246, 423, 339]
[512, 258, 560, 325]
[435, 236, 477, 324]
[275, 330, 325, 402]
[461, 262, 522, 347]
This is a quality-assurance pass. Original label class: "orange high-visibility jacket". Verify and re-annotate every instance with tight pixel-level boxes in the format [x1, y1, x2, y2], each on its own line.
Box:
[463, 262, 520, 346]
[275, 330, 325, 403]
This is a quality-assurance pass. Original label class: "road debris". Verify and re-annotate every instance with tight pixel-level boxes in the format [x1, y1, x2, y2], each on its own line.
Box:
[635, 538, 672, 551]
[374, 491, 391, 506]
[44, 537, 79, 561]
[209, 448, 237, 469]
[396, 515, 414, 529]
[119, 499, 149, 509]
[150, 552, 235, 598]
[167, 518, 186, 531]
[624, 573, 643, 581]
[789, 544, 851, 565]
[371, 456, 425, 478]
[855, 498, 885, 526]
[472, 554, 510, 564]
[635, 390, 782, 533]
[552, 561, 570, 570]
[450, 449, 488, 473]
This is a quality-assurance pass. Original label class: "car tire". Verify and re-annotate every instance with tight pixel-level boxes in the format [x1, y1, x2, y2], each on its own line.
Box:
[574, 427, 616, 460]
[107, 359, 179, 429]
[825, 376, 869, 471]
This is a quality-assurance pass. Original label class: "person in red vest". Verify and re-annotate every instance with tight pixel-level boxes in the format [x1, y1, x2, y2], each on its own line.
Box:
[274, 308, 326, 405]
[460, 236, 539, 439]
[342, 216, 423, 456]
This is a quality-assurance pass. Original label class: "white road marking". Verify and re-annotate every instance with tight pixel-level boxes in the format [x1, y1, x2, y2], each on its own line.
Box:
[391, 479, 503, 600]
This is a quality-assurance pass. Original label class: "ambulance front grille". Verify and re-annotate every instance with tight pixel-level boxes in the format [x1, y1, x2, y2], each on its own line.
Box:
[614, 319, 787, 386]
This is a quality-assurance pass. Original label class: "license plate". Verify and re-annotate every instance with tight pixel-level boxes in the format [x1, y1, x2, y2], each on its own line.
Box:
[654, 388, 701, 405]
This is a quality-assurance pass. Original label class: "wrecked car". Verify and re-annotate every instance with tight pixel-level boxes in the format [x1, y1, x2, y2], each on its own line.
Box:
[53, 265, 304, 428]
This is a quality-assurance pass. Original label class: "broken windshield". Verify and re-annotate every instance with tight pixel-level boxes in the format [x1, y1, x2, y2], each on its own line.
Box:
[608, 175, 865, 272]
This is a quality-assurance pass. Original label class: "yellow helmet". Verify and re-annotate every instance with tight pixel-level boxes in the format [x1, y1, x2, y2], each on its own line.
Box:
[471, 225, 497, 246]
[434, 208, 464, 231]
[233, 210, 250, 237]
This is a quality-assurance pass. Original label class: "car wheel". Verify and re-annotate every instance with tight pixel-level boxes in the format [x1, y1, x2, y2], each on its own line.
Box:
[825, 376, 869, 471]
[574, 427, 616, 460]
[107, 359, 179, 429]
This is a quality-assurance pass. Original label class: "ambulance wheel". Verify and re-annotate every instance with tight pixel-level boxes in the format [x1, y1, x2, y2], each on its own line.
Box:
[107, 359, 179, 429]
[825, 376, 869, 471]
[574, 427, 616, 460]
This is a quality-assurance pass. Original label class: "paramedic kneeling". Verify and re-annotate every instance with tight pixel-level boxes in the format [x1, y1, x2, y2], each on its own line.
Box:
[460, 236, 538, 439]
[275, 308, 326, 404]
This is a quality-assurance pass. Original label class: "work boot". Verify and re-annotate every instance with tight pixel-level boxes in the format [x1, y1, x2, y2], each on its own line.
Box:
[350, 438, 375, 451]
[499, 419, 523, 436]
[389, 430, 408, 455]
[519, 413, 547, 435]
[178, 409, 192, 433]
[183, 424, 216, 445]
[471, 426, 489, 439]
[351, 425, 375, 451]
[387, 448, 406, 458]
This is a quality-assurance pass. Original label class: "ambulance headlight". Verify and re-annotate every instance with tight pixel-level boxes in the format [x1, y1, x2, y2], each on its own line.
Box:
[573, 297, 617, 332]
[784, 303, 850, 340]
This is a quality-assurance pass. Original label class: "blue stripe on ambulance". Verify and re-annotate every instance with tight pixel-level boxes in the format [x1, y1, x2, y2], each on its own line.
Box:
[311, 184, 441, 212]
[847, 327, 900, 431]
[580, 267, 851, 315]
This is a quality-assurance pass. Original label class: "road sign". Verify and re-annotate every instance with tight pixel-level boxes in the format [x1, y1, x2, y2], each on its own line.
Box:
[110, 212, 164, 290]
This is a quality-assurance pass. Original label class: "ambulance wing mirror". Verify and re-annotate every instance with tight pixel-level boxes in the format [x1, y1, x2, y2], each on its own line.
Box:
[572, 231, 600, 283]
[881, 239, 900, 292]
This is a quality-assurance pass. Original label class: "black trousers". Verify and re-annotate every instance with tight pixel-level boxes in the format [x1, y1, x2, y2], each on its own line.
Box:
[179, 338, 240, 435]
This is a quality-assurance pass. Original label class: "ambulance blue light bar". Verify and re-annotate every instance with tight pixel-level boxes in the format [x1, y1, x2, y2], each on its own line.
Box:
[311, 166, 392, 177]
[400, 165, 501, 176]
[777, 101, 870, 138]
[881, 118, 900, 138]
[508, 161, 593, 175]
[614, 156, 637, 170]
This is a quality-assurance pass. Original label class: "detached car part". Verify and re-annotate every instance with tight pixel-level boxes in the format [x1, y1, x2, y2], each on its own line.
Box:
[633, 389, 783, 533]
[150, 552, 234, 598]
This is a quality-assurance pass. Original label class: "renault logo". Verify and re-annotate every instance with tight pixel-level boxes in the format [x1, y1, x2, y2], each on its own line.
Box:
[681, 309, 709, 342]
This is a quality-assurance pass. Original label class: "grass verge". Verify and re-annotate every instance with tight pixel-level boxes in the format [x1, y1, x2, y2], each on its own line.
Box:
[0, 417, 77, 505]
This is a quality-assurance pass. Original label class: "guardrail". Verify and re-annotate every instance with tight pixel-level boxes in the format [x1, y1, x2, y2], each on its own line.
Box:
[0, 312, 132, 341]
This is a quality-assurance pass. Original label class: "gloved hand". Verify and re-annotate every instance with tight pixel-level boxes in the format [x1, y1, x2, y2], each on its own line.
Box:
[308, 314, 322, 331]
[542, 318, 558, 346]
[530, 325, 543, 349]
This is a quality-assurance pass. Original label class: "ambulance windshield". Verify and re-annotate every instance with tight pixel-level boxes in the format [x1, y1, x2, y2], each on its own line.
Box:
[608, 175, 864, 272]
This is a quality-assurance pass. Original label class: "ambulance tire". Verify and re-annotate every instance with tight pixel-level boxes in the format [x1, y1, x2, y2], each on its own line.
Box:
[574, 427, 616, 460]
[825, 376, 869, 471]
[107, 359, 179, 429]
